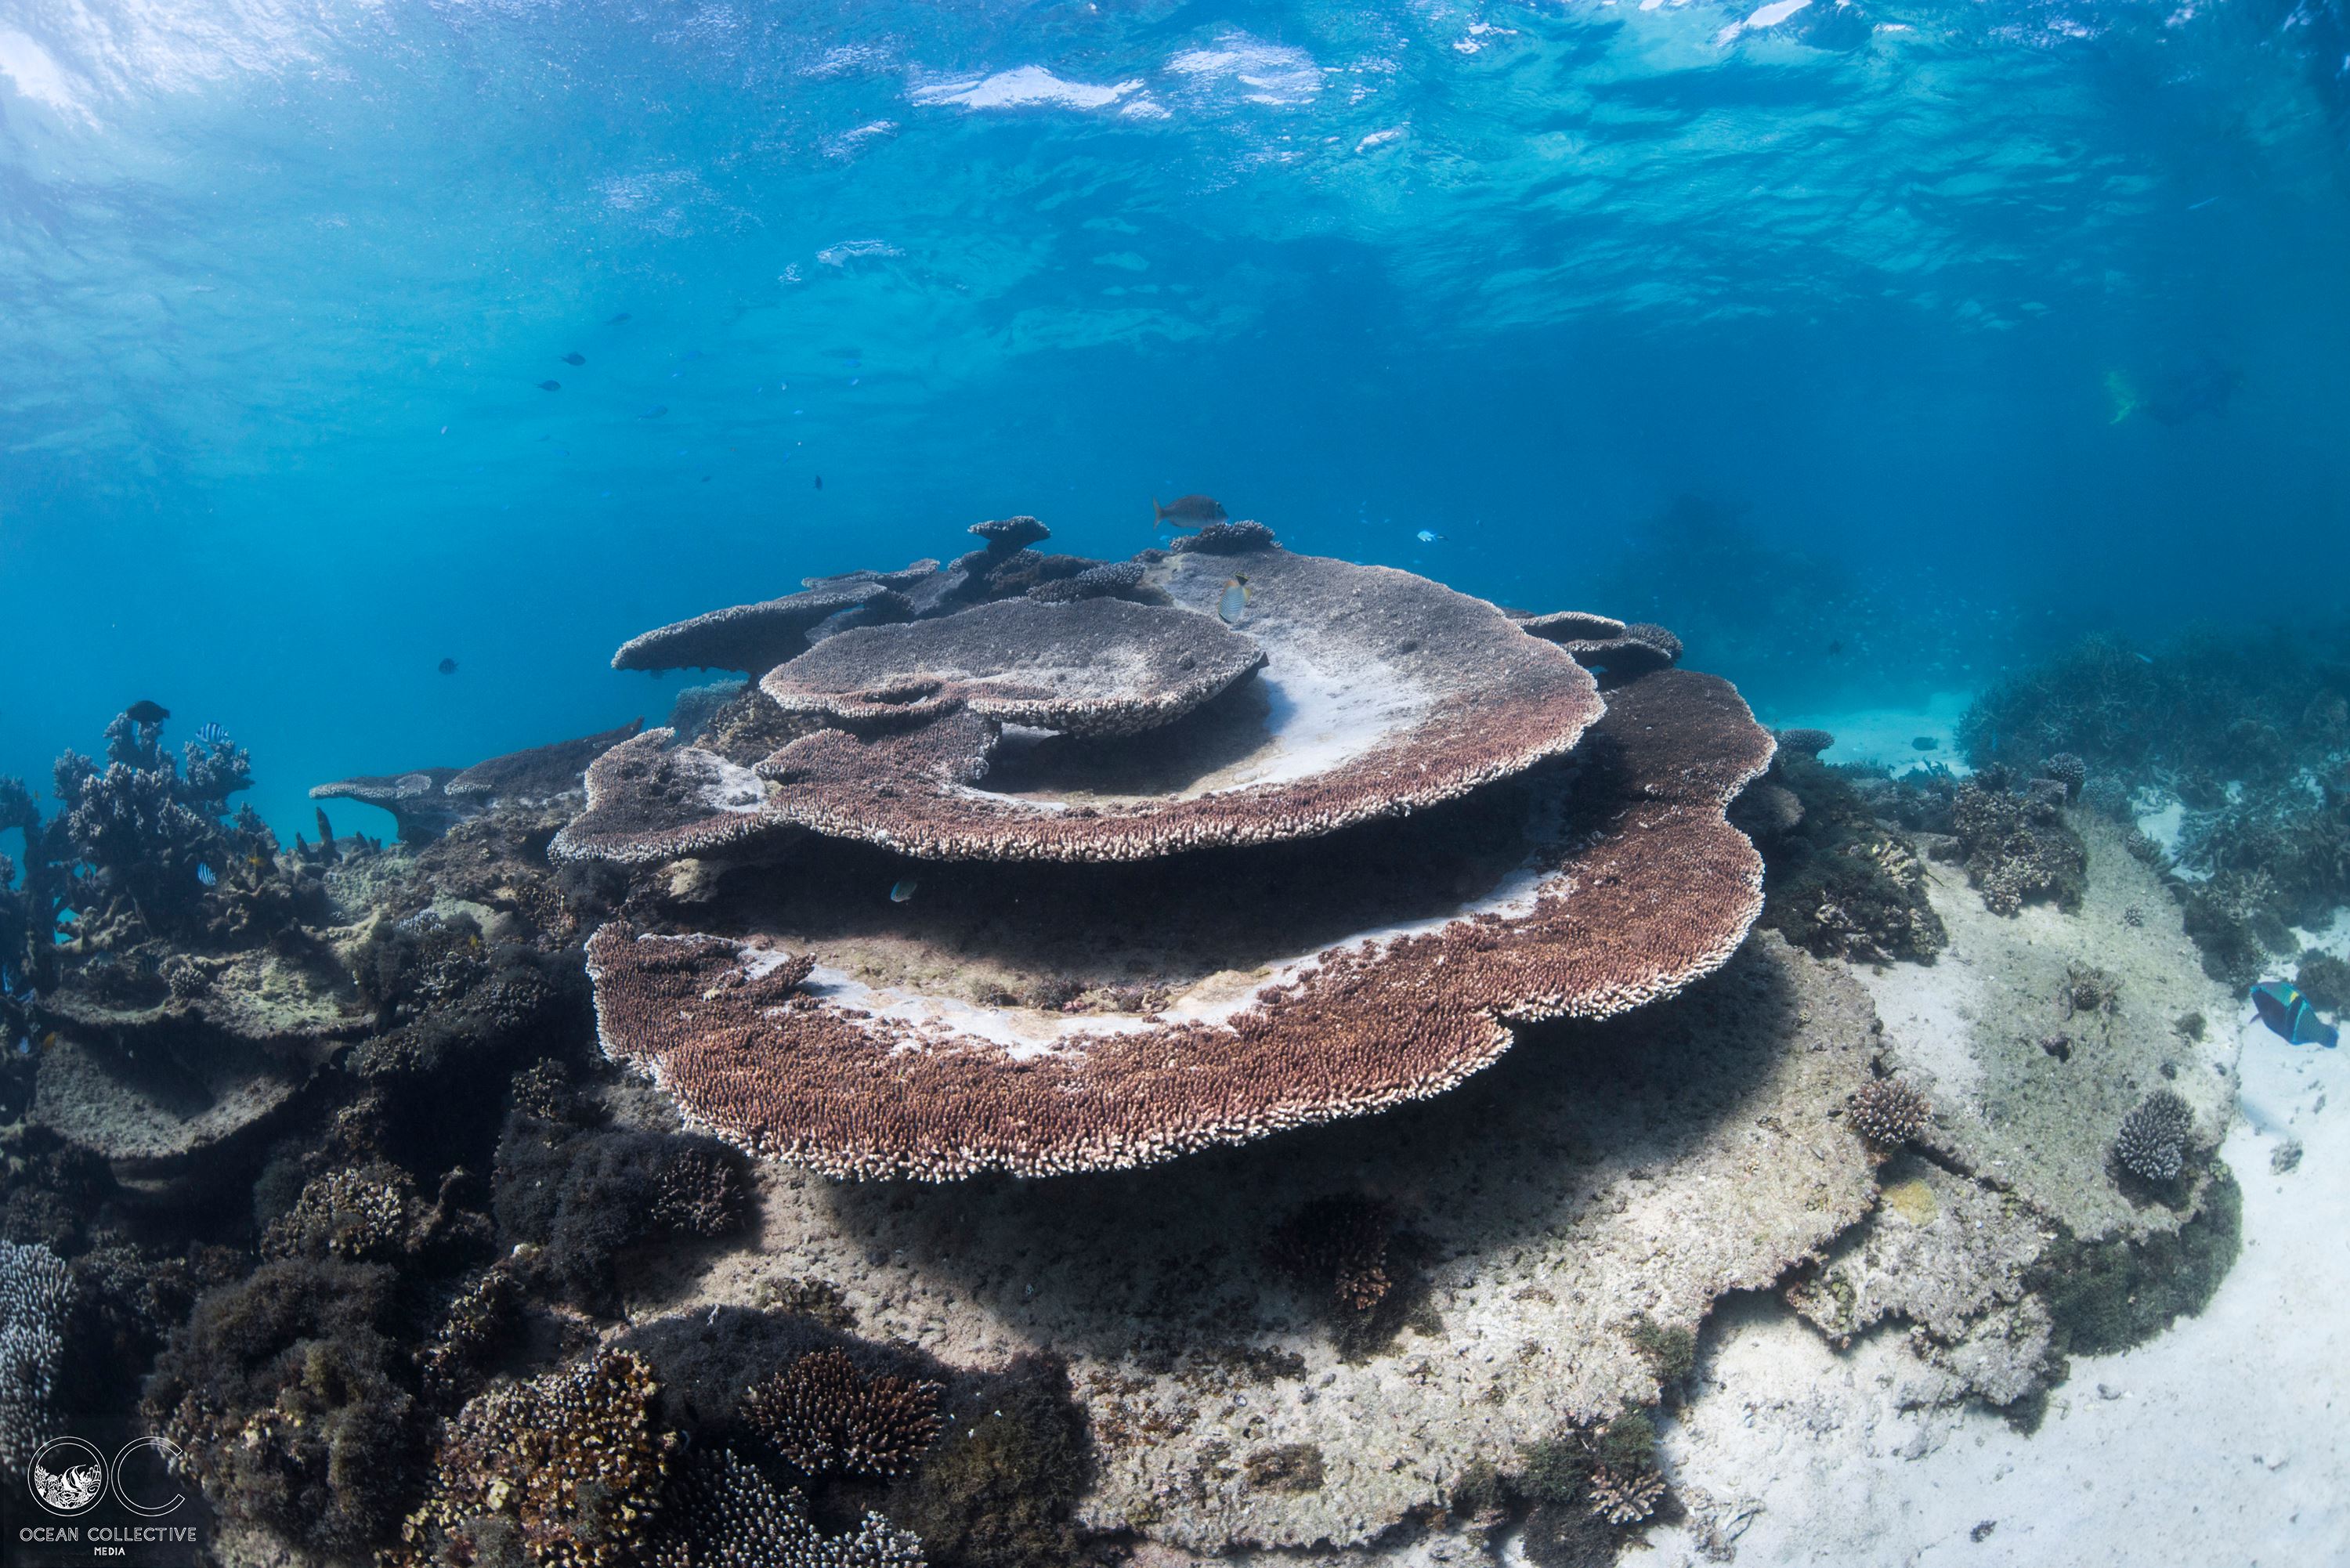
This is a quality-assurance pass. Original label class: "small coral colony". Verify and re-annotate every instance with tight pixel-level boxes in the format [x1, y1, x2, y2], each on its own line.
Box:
[0, 508, 2327, 1564]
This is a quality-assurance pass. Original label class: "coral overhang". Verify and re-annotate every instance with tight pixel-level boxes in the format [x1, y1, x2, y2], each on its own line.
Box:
[584, 669, 1772, 1179]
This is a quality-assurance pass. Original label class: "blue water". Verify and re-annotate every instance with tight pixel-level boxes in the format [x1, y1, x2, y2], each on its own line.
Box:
[4, 0, 2347, 843]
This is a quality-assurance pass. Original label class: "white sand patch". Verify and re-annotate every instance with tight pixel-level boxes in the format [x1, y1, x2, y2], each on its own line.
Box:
[1643, 1005, 2350, 1565]
[1853, 936, 1988, 1102]
[1763, 691, 1973, 774]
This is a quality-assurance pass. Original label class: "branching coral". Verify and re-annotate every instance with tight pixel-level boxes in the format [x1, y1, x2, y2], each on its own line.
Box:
[2113, 1089, 2196, 1183]
[395, 1349, 676, 1568]
[743, 1348, 945, 1478]
[652, 1447, 926, 1568]
[1847, 1077, 1932, 1150]
[1, 1238, 75, 1486]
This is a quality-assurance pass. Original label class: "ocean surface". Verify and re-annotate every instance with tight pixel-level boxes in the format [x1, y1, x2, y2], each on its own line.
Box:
[5, 0, 2346, 840]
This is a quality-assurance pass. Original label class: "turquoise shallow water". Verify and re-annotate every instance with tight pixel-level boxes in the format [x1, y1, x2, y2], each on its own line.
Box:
[2, 0, 2347, 840]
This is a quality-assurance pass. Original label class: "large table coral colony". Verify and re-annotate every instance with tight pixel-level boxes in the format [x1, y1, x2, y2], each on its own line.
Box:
[552, 515, 1778, 1179]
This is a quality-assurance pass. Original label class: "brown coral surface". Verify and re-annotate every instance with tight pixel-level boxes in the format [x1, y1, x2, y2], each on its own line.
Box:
[584, 668, 1773, 1179]
[743, 547, 1608, 863]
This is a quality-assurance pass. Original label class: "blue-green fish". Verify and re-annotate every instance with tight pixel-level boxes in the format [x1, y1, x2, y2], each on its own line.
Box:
[890, 879, 917, 904]
[2251, 980, 2337, 1048]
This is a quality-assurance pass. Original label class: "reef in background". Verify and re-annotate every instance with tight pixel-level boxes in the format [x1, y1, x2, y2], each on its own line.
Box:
[1959, 629, 2350, 989]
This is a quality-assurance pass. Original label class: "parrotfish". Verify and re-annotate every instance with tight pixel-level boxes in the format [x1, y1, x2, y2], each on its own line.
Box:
[2252, 980, 2338, 1048]
[561, 352, 586, 366]
[1153, 493, 1226, 530]
[1218, 575, 1250, 624]
[537, 380, 562, 392]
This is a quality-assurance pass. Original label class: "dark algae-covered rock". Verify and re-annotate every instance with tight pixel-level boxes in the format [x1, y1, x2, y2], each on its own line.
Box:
[1749, 746, 1946, 963]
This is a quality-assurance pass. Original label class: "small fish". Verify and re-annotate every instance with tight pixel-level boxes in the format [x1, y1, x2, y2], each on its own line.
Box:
[1416, 529, 1445, 543]
[40, 1031, 57, 1051]
[607, 312, 631, 324]
[1218, 574, 1251, 624]
[890, 878, 918, 904]
[814, 475, 823, 490]
[196, 864, 216, 887]
[1828, 639, 1844, 656]
[560, 352, 586, 366]
[1911, 736, 1939, 752]
[2135, 653, 2155, 666]
[438, 657, 458, 675]
[638, 405, 668, 419]
[537, 380, 562, 392]
[195, 721, 229, 746]
[2252, 981, 2338, 1048]
[125, 699, 170, 725]
[1153, 493, 1227, 531]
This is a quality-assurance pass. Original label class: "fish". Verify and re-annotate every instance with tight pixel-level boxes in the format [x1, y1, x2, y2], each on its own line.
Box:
[196, 864, 216, 887]
[125, 700, 170, 725]
[1827, 640, 1845, 656]
[2106, 354, 2241, 426]
[890, 879, 918, 904]
[1153, 493, 1227, 531]
[638, 405, 668, 419]
[438, 657, 458, 675]
[195, 721, 229, 746]
[607, 312, 631, 324]
[2251, 981, 2339, 1048]
[560, 352, 586, 366]
[537, 380, 562, 392]
[814, 475, 823, 490]
[1416, 529, 1444, 543]
[1911, 736, 1939, 751]
[1218, 574, 1251, 624]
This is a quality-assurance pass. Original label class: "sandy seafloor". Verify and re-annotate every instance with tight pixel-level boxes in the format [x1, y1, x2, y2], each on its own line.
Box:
[1636, 1010, 2344, 1567]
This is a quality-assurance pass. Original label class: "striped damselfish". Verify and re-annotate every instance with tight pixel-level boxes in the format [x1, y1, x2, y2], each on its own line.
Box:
[2251, 981, 2338, 1048]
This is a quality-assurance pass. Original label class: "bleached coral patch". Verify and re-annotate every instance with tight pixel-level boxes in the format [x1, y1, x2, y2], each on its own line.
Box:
[911, 64, 1142, 112]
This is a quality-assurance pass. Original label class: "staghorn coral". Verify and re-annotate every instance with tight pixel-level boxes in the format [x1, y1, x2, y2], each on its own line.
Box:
[2113, 1089, 2196, 1183]
[743, 1348, 945, 1478]
[1, 1238, 75, 1486]
[395, 1349, 676, 1568]
[652, 1447, 926, 1568]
